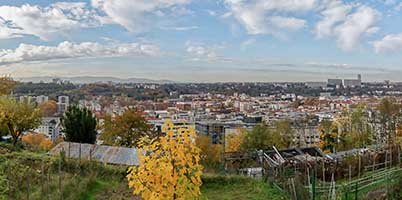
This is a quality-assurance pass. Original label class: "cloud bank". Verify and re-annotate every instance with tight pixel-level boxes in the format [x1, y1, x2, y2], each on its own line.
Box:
[0, 41, 159, 65]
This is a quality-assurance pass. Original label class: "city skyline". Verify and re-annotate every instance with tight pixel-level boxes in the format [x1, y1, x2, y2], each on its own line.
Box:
[1, 0, 402, 82]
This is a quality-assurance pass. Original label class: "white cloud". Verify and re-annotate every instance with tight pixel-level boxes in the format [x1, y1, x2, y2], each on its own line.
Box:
[91, 0, 191, 33]
[269, 16, 306, 30]
[335, 5, 381, 51]
[0, 3, 101, 40]
[315, 2, 381, 51]
[373, 33, 402, 54]
[0, 41, 159, 66]
[186, 43, 217, 60]
[261, 0, 317, 12]
[314, 0, 352, 38]
[161, 26, 199, 31]
[223, 0, 314, 36]
[184, 41, 233, 62]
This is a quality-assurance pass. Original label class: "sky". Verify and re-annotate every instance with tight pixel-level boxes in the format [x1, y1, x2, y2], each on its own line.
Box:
[1, 0, 402, 82]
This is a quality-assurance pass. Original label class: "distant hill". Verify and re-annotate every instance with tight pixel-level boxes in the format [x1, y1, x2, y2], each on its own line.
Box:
[15, 76, 175, 84]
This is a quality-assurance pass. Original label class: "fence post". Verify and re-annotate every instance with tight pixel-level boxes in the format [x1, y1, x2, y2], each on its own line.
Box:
[311, 171, 315, 200]
[59, 156, 63, 200]
[344, 184, 348, 200]
[41, 160, 45, 198]
[354, 182, 358, 200]
[27, 169, 30, 200]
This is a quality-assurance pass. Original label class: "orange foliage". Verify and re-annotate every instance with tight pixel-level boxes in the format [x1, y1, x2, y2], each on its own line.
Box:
[39, 100, 57, 117]
[22, 133, 53, 151]
[196, 135, 222, 163]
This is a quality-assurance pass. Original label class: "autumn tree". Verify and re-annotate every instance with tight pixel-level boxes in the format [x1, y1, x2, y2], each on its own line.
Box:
[377, 98, 401, 144]
[318, 120, 338, 153]
[61, 105, 97, 144]
[39, 100, 57, 117]
[196, 134, 222, 171]
[127, 119, 203, 200]
[22, 133, 53, 151]
[225, 128, 246, 152]
[0, 76, 18, 95]
[0, 97, 41, 146]
[100, 109, 158, 147]
[349, 105, 373, 148]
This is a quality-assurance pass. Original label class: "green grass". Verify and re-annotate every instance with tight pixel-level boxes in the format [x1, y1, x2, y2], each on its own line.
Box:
[0, 145, 289, 200]
[200, 175, 288, 200]
[78, 179, 105, 200]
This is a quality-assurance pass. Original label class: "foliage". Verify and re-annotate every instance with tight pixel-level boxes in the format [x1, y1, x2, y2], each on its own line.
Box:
[242, 121, 293, 151]
[21, 133, 53, 151]
[272, 120, 295, 148]
[0, 150, 131, 200]
[377, 98, 401, 144]
[0, 125, 8, 138]
[196, 135, 222, 172]
[0, 97, 41, 146]
[39, 100, 58, 117]
[0, 77, 18, 95]
[319, 106, 374, 153]
[61, 105, 97, 144]
[127, 119, 203, 200]
[100, 109, 158, 147]
[225, 128, 246, 152]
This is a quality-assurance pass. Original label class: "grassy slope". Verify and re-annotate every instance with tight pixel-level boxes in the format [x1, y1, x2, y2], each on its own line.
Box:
[201, 175, 288, 200]
[0, 147, 287, 200]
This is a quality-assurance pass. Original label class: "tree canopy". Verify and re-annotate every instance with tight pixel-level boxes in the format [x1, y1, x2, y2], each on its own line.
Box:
[39, 100, 58, 117]
[0, 77, 18, 96]
[100, 109, 158, 147]
[61, 105, 97, 144]
[0, 97, 41, 145]
[127, 119, 202, 200]
[242, 121, 294, 151]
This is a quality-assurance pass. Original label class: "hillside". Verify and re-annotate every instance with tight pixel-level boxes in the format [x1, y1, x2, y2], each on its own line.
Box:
[0, 144, 287, 200]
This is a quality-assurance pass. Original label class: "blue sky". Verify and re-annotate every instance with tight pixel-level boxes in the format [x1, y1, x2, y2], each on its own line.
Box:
[1, 0, 402, 82]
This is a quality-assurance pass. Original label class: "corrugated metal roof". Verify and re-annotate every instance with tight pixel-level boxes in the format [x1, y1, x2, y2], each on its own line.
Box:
[49, 142, 139, 166]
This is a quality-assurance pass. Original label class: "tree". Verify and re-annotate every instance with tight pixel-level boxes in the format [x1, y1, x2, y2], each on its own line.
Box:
[242, 124, 274, 150]
[319, 122, 338, 153]
[242, 122, 293, 151]
[61, 105, 97, 144]
[100, 109, 158, 147]
[272, 120, 294, 148]
[21, 133, 53, 151]
[349, 105, 373, 148]
[0, 97, 41, 146]
[225, 128, 246, 152]
[196, 134, 222, 171]
[127, 119, 203, 200]
[377, 98, 401, 144]
[0, 77, 18, 95]
[39, 100, 57, 117]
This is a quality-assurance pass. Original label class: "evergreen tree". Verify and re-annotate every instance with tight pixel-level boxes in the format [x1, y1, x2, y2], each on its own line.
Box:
[61, 105, 97, 144]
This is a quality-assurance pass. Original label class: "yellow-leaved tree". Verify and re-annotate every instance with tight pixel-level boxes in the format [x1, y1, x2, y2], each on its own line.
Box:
[127, 119, 203, 200]
[225, 128, 246, 152]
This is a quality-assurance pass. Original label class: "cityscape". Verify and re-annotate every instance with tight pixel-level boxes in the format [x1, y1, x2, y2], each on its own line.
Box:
[2, 0, 402, 200]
